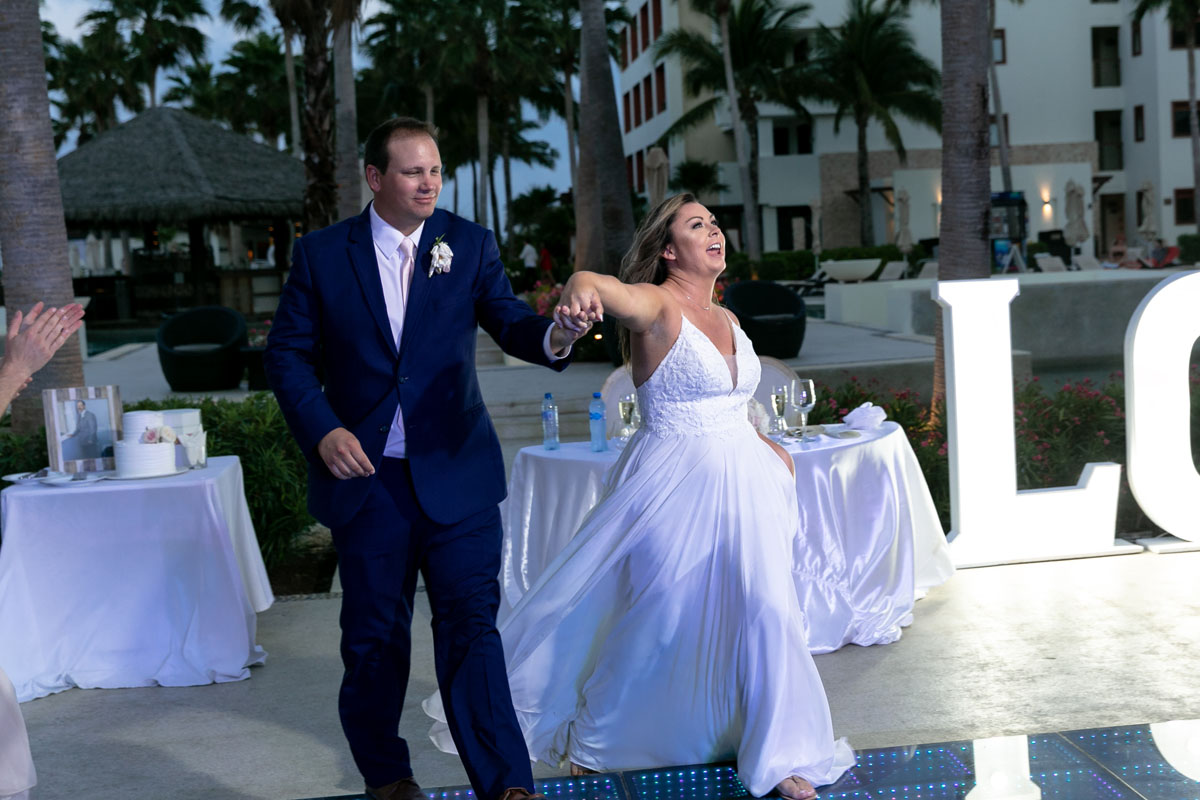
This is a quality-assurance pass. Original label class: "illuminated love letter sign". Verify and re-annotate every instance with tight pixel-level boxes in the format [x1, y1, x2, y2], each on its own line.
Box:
[1125, 271, 1200, 542]
[934, 278, 1127, 567]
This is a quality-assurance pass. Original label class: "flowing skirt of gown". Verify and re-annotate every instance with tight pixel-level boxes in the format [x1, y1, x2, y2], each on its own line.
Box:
[426, 423, 854, 795]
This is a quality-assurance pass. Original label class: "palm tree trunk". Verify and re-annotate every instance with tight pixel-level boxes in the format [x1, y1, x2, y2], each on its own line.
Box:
[718, 6, 761, 263]
[334, 19, 361, 222]
[470, 159, 479, 220]
[299, 12, 337, 231]
[0, 0, 85, 432]
[1188, 26, 1200, 234]
[745, 100, 762, 257]
[423, 82, 434, 126]
[933, 0, 992, 406]
[564, 66, 578, 199]
[503, 127, 515, 247]
[576, 0, 634, 276]
[988, 0, 1012, 191]
[284, 31, 302, 157]
[476, 92, 490, 228]
[490, 157, 502, 243]
[148, 65, 158, 107]
[856, 115, 874, 246]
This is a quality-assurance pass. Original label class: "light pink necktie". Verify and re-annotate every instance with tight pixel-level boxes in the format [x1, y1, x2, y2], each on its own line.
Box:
[398, 237, 416, 305]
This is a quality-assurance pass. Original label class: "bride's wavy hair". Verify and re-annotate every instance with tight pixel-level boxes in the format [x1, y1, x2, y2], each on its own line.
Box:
[617, 192, 696, 362]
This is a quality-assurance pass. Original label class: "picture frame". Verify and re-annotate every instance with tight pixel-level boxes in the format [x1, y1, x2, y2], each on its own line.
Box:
[42, 385, 123, 473]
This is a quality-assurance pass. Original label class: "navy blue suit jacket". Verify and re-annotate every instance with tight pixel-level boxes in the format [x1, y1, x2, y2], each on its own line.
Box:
[264, 206, 567, 528]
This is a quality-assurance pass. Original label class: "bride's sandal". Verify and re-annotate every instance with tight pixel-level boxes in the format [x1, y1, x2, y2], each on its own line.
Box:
[570, 762, 599, 777]
[775, 776, 817, 800]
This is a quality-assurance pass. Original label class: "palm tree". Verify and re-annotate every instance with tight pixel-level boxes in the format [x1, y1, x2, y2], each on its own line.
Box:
[221, 33, 293, 146]
[576, 0, 636, 276]
[333, 12, 362, 222]
[930, 0, 992, 404]
[0, 0, 86, 432]
[361, 0, 447, 127]
[810, 0, 941, 246]
[654, 0, 812, 263]
[668, 158, 730, 198]
[163, 61, 224, 121]
[219, 0, 302, 158]
[83, 0, 210, 108]
[48, 16, 144, 149]
[272, 0, 361, 232]
[1134, 0, 1200, 233]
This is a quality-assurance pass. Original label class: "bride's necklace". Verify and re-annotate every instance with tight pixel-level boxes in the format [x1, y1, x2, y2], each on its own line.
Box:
[680, 290, 712, 312]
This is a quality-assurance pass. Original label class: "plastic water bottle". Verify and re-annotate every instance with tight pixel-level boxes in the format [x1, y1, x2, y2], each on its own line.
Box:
[589, 392, 607, 452]
[541, 393, 559, 450]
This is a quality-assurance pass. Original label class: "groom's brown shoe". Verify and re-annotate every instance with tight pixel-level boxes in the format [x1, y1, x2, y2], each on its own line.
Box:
[498, 787, 547, 800]
[365, 776, 426, 800]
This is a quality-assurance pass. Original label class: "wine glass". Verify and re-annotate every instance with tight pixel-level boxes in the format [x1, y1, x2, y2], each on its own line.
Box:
[790, 378, 816, 443]
[617, 393, 638, 443]
[768, 384, 789, 437]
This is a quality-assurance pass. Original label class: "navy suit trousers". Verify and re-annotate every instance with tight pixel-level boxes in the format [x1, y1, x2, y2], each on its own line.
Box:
[331, 457, 533, 798]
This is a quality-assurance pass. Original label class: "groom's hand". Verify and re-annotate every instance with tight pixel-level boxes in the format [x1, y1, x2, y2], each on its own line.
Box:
[318, 427, 376, 479]
[548, 320, 593, 355]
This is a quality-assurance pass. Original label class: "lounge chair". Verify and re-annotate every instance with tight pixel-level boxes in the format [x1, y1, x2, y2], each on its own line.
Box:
[1138, 246, 1181, 269]
[878, 261, 908, 280]
[1035, 254, 1068, 272]
[157, 305, 248, 391]
[917, 260, 939, 279]
[1074, 254, 1103, 271]
[723, 280, 807, 359]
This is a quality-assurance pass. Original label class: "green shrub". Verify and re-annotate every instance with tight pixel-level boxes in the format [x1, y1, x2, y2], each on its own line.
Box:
[124, 394, 314, 567]
[0, 428, 52, 478]
[1179, 233, 1200, 265]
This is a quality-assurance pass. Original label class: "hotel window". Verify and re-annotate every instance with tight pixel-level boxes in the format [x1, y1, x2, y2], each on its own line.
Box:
[652, 0, 662, 40]
[655, 64, 667, 113]
[623, 92, 631, 133]
[640, 4, 650, 51]
[1132, 19, 1141, 56]
[1091, 27, 1121, 87]
[1134, 105, 1144, 141]
[1170, 18, 1200, 49]
[630, 15, 639, 60]
[1173, 101, 1194, 137]
[626, 155, 634, 192]
[620, 29, 628, 69]
[993, 29, 1006, 64]
[643, 75, 653, 120]
[633, 83, 642, 127]
[636, 149, 645, 193]
[1176, 188, 1196, 225]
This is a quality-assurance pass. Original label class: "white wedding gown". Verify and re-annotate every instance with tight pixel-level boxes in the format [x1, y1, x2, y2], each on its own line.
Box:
[426, 314, 854, 795]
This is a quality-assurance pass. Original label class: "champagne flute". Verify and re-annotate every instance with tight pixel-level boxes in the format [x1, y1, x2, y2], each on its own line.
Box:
[791, 378, 816, 443]
[768, 384, 789, 437]
[617, 393, 637, 442]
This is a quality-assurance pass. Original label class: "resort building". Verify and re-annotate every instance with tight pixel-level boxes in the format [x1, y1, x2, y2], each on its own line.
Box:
[618, 0, 1199, 259]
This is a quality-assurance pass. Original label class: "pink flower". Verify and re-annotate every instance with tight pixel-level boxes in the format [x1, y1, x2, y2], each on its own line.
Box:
[142, 427, 159, 444]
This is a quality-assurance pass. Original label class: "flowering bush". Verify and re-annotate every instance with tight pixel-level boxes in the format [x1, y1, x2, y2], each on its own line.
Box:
[527, 280, 564, 317]
[248, 319, 272, 347]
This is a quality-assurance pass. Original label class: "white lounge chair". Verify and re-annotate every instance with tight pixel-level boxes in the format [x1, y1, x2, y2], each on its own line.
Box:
[1074, 254, 1103, 271]
[878, 260, 908, 280]
[917, 260, 939, 279]
[1035, 254, 1068, 272]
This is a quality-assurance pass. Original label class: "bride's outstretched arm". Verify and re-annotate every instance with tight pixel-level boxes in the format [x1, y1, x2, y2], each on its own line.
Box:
[553, 271, 665, 334]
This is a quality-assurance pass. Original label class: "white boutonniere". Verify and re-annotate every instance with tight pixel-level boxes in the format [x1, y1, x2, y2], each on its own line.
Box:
[429, 235, 453, 277]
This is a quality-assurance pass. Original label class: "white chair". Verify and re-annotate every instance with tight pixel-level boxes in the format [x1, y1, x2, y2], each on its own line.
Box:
[1074, 254, 1103, 271]
[1035, 254, 1067, 272]
[753, 356, 801, 419]
[878, 260, 908, 280]
[600, 365, 636, 437]
[917, 260, 939, 279]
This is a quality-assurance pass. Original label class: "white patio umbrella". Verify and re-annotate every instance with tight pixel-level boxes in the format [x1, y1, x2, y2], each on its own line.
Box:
[645, 147, 670, 208]
[894, 188, 913, 254]
[1063, 179, 1089, 246]
[1137, 180, 1158, 242]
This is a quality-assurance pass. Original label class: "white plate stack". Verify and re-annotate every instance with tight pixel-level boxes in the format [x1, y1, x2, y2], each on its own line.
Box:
[162, 408, 206, 469]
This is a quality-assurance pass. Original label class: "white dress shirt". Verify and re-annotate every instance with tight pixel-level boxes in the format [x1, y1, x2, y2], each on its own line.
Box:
[369, 205, 569, 459]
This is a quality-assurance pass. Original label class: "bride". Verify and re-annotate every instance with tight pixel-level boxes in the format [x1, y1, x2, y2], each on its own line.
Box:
[427, 194, 853, 799]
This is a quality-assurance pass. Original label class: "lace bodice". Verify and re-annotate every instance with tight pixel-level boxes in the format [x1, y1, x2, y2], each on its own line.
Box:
[637, 314, 759, 439]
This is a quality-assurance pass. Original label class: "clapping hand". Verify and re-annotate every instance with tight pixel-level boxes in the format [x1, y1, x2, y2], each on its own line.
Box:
[5, 302, 86, 378]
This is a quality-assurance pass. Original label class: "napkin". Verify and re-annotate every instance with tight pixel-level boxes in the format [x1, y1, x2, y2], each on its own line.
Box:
[843, 402, 887, 429]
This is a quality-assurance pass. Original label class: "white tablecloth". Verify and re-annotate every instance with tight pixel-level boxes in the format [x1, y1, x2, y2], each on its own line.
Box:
[0, 456, 274, 702]
[501, 422, 954, 653]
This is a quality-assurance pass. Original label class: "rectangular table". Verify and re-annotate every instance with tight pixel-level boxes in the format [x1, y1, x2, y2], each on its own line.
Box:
[0, 456, 273, 702]
[501, 423, 955, 653]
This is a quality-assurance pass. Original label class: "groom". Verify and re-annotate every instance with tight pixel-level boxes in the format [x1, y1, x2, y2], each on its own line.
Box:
[264, 118, 589, 800]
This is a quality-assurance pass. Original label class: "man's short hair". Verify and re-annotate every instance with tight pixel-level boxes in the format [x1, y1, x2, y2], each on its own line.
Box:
[364, 118, 438, 174]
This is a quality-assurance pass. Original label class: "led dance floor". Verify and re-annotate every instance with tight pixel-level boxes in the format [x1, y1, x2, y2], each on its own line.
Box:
[298, 721, 1200, 800]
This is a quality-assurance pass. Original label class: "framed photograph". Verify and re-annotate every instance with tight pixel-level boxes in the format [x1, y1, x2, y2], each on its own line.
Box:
[42, 385, 123, 473]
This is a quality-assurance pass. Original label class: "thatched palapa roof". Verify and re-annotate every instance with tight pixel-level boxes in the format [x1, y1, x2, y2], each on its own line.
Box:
[58, 107, 304, 225]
